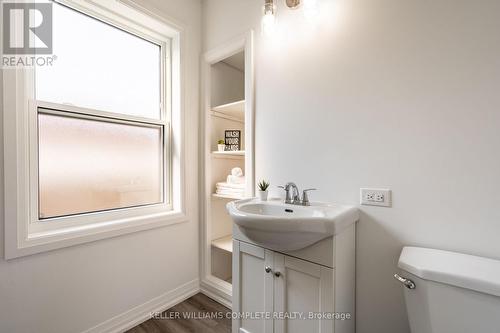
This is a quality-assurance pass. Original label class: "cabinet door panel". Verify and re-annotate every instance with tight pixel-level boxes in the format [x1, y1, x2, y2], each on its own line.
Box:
[233, 241, 273, 333]
[274, 254, 334, 333]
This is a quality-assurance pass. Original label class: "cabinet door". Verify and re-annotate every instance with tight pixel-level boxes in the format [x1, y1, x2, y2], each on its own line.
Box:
[274, 253, 334, 333]
[232, 240, 274, 333]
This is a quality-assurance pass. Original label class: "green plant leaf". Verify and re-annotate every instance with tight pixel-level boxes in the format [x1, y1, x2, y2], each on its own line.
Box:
[258, 180, 270, 191]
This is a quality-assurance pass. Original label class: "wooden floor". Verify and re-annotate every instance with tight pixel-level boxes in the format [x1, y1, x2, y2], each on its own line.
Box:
[126, 293, 231, 333]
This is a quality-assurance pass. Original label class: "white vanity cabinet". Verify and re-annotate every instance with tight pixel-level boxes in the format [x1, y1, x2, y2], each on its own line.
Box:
[232, 240, 335, 333]
[273, 252, 334, 333]
[231, 222, 356, 333]
[232, 241, 274, 333]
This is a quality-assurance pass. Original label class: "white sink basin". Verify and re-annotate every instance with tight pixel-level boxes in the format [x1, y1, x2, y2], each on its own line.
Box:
[226, 198, 359, 251]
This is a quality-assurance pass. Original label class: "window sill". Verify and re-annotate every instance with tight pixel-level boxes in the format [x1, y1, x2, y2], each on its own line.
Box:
[6, 210, 188, 260]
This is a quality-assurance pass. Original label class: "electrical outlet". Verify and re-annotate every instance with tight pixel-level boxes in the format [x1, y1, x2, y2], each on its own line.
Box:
[360, 188, 391, 207]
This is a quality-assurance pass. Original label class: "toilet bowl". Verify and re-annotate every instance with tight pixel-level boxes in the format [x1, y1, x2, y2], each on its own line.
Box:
[397, 247, 500, 333]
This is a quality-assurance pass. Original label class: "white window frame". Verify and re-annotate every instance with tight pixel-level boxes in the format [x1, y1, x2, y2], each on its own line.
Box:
[3, 0, 186, 259]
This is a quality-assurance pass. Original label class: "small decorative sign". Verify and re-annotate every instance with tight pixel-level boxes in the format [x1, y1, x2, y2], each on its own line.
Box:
[225, 130, 241, 151]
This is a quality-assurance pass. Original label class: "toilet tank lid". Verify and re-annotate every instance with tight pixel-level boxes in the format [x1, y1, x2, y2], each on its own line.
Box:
[398, 247, 500, 297]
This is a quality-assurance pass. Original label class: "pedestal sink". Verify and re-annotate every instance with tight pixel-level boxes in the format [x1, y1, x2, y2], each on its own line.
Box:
[226, 198, 359, 251]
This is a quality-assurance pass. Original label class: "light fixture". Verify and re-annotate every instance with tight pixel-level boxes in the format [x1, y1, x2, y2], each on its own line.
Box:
[261, 0, 276, 36]
[262, 0, 320, 36]
[302, 0, 319, 20]
[285, 0, 301, 9]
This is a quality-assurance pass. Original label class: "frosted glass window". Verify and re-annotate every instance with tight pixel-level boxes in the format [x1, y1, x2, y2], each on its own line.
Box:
[38, 112, 163, 219]
[35, 2, 161, 119]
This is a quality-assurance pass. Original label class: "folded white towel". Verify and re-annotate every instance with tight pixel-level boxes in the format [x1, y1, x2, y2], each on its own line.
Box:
[227, 175, 245, 185]
[216, 181, 245, 190]
[216, 188, 245, 196]
[231, 167, 243, 177]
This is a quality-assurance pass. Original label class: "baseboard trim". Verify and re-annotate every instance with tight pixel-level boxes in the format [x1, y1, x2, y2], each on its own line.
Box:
[200, 280, 232, 309]
[82, 278, 200, 333]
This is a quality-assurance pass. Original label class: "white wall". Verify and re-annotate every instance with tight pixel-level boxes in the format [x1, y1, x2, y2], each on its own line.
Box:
[202, 0, 500, 332]
[211, 61, 245, 107]
[0, 0, 201, 332]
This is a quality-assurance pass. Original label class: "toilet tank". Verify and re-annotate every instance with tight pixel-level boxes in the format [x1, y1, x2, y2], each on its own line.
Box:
[397, 247, 500, 333]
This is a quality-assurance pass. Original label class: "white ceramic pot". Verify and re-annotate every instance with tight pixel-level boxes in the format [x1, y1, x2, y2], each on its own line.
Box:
[218, 144, 225, 152]
[258, 190, 268, 201]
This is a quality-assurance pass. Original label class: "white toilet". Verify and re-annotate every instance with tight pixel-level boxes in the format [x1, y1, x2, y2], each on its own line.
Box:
[396, 247, 500, 333]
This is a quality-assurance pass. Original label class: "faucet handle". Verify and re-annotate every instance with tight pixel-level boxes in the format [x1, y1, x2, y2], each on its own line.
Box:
[278, 185, 293, 204]
[301, 188, 317, 206]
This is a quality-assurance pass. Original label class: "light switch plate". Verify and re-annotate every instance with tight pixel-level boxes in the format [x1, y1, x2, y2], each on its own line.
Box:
[360, 188, 392, 207]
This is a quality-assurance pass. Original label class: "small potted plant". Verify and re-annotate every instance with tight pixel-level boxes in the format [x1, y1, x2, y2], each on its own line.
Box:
[217, 139, 225, 152]
[257, 180, 270, 201]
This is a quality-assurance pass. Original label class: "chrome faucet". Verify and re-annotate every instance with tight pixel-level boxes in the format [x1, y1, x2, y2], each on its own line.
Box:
[278, 182, 301, 204]
[278, 182, 317, 206]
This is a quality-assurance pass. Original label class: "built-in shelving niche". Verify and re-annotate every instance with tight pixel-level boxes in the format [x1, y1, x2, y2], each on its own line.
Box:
[202, 35, 254, 307]
[207, 52, 248, 289]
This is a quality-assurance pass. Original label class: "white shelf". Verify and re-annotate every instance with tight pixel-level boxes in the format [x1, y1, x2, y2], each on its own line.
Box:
[212, 100, 245, 113]
[212, 193, 244, 200]
[211, 235, 233, 252]
[212, 150, 245, 157]
[211, 100, 245, 121]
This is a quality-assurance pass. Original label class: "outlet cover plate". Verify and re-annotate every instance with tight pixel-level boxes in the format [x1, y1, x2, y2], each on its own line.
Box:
[360, 188, 392, 207]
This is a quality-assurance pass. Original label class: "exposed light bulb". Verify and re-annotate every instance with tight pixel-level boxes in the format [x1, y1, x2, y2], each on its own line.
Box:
[261, 0, 276, 36]
[261, 12, 276, 36]
[303, 0, 319, 21]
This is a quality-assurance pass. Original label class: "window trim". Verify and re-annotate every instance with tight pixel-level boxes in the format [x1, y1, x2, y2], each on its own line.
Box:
[3, 0, 186, 259]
